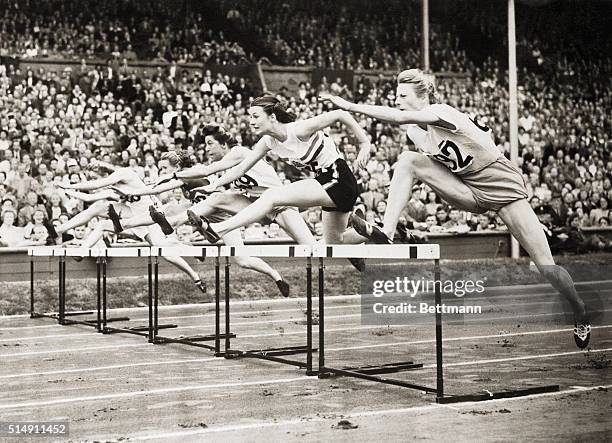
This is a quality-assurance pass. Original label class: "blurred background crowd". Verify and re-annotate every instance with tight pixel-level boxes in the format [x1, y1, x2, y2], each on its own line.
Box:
[0, 0, 610, 253]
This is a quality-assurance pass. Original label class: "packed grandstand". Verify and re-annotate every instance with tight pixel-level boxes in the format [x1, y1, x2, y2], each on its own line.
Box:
[0, 0, 610, 253]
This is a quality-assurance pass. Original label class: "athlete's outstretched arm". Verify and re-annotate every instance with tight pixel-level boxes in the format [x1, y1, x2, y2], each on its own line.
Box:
[64, 189, 118, 202]
[121, 179, 183, 196]
[319, 93, 439, 126]
[294, 109, 372, 168]
[58, 170, 125, 191]
[204, 140, 269, 192]
[175, 153, 242, 180]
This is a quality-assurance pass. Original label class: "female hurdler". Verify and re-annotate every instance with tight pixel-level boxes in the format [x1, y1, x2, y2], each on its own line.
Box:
[320, 69, 591, 348]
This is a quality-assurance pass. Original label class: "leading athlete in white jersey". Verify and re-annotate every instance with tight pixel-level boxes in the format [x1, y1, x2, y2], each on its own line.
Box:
[192, 95, 371, 246]
[321, 69, 591, 349]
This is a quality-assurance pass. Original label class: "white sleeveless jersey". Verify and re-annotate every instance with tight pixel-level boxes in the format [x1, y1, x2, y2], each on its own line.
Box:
[403, 104, 501, 176]
[229, 145, 282, 197]
[262, 122, 342, 172]
[111, 169, 158, 210]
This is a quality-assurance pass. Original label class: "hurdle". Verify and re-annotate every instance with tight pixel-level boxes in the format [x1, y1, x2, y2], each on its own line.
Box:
[218, 245, 317, 374]
[28, 247, 178, 341]
[312, 244, 560, 403]
[28, 247, 130, 331]
[150, 246, 234, 354]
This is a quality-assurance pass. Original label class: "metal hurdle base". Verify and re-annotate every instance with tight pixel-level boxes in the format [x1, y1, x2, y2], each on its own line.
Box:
[435, 385, 560, 404]
[318, 361, 424, 377]
[224, 345, 318, 369]
[154, 333, 237, 352]
[103, 323, 177, 338]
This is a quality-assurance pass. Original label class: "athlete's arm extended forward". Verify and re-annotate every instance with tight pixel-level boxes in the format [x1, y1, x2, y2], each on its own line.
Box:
[119, 179, 183, 196]
[175, 155, 242, 180]
[319, 93, 439, 126]
[294, 109, 372, 168]
[57, 170, 124, 191]
[64, 189, 119, 202]
[204, 141, 269, 192]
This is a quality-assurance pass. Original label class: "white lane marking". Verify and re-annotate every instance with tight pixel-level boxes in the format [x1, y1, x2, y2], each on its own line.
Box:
[0, 358, 218, 380]
[0, 325, 62, 331]
[0, 332, 94, 343]
[0, 377, 308, 410]
[424, 347, 612, 368]
[0, 343, 143, 358]
[127, 383, 612, 440]
[327, 325, 612, 352]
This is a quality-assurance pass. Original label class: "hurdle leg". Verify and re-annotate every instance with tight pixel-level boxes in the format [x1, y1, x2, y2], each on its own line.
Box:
[434, 258, 444, 400]
[96, 258, 102, 332]
[29, 258, 35, 318]
[102, 257, 108, 330]
[148, 256, 153, 343]
[306, 257, 314, 375]
[215, 257, 221, 355]
[59, 256, 66, 325]
[318, 257, 325, 376]
[154, 256, 159, 340]
[224, 257, 231, 354]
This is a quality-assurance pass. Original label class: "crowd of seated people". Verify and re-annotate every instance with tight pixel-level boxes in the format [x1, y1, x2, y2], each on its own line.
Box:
[0, 0, 251, 64]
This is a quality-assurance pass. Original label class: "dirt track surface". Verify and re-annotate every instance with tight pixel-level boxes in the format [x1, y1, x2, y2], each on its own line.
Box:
[1, 281, 611, 442]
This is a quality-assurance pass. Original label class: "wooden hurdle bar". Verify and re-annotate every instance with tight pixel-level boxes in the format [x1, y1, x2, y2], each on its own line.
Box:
[149, 245, 234, 354]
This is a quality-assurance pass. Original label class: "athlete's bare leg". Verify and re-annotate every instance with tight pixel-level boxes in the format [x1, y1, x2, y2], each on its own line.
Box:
[322, 211, 350, 243]
[145, 225, 201, 283]
[381, 151, 481, 238]
[55, 200, 110, 235]
[211, 180, 335, 237]
[275, 209, 317, 245]
[221, 229, 282, 282]
[121, 204, 186, 231]
[498, 199, 587, 322]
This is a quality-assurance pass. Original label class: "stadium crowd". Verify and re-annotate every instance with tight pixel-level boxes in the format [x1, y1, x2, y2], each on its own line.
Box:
[0, 0, 610, 253]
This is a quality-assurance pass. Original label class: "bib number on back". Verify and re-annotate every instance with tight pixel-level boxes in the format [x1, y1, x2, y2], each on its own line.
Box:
[433, 140, 474, 172]
[122, 195, 141, 203]
[233, 174, 258, 190]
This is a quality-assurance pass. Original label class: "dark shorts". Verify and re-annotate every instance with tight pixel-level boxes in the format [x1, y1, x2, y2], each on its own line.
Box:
[460, 156, 528, 213]
[315, 158, 359, 213]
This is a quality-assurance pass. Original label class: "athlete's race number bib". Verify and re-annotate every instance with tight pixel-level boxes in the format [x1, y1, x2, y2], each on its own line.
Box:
[233, 174, 258, 190]
[432, 140, 474, 172]
[121, 195, 141, 203]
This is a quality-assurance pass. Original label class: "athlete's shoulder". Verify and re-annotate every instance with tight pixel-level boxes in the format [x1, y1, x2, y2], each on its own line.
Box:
[230, 145, 252, 154]
[426, 104, 469, 132]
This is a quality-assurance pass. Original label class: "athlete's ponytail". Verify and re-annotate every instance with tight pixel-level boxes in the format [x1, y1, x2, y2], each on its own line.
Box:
[200, 124, 238, 147]
[397, 69, 439, 103]
[251, 95, 296, 123]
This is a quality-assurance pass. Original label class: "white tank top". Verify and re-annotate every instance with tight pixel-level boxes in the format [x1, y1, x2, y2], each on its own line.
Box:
[229, 145, 283, 197]
[262, 122, 342, 171]
[403, 104, 501, 176]
[112, 169, 157, 209]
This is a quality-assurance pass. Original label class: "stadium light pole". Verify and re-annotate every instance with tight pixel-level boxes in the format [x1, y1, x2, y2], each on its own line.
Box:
[508, 0, 520, 259]
[421, 0, 430, 72]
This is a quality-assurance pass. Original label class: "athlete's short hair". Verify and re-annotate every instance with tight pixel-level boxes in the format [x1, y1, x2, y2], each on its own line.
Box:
[397, 69, 438, 102]
[250, 95, 296, 123]
[200, 124, 237, 147]
[161, 150, 193, 169]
